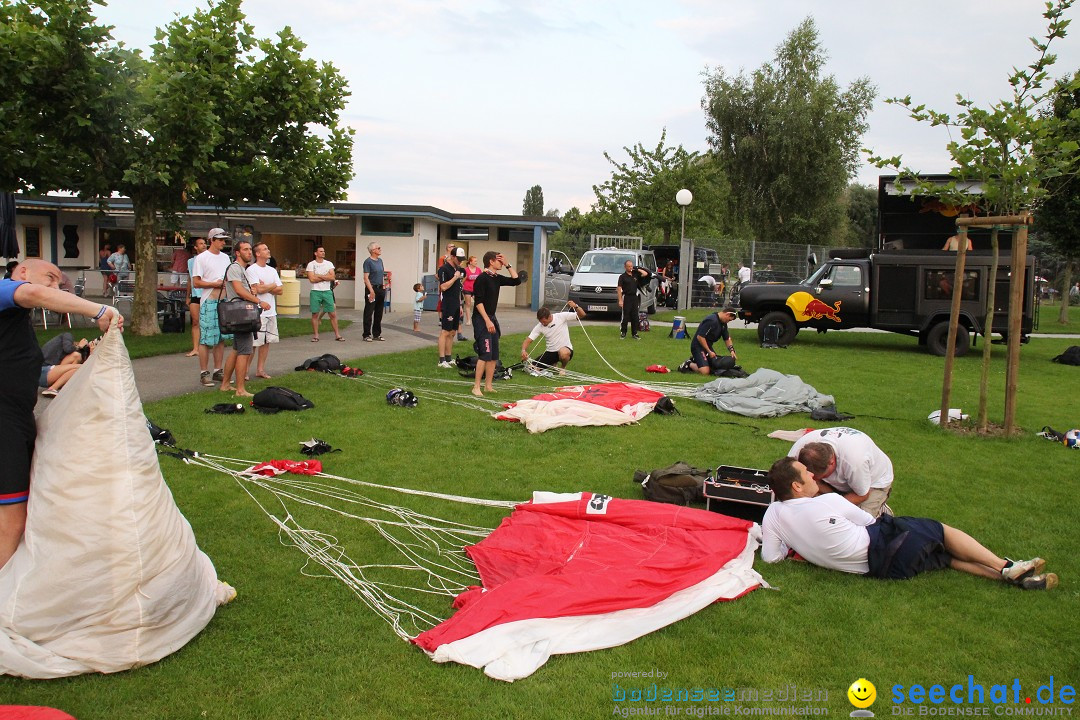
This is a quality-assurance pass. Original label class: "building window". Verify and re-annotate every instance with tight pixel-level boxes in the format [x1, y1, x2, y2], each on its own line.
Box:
[23, 226, 42, 258]
[362, 217, 413, 236]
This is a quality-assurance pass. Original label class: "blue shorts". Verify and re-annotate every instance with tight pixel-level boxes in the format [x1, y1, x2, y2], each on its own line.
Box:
[39, 365, 53, 388]
[866, 515, 951, 579]
[199, 298, 233, 346]
[473, 315, 501, 361]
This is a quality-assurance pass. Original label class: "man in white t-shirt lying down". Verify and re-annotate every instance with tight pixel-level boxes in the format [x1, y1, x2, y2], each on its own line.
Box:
[761, 457, 1057, 590]
[521, 301, 586, 375]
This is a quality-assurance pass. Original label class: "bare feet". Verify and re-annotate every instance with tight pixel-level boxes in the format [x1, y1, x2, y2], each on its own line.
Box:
[484, 386, 496, 393]
[220, 385, 234, 393]
[185, 349, 198, 357]
[311, 337, 320, 342]
[256, 372, 271, 379]
[235, 390, 254, 398]
[471, 388, 484, 397]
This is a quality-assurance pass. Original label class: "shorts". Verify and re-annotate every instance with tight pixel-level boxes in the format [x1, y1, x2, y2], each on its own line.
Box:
[473, 315, 501, 361]
[310, 289, 335, 314]
[536, 349, 572, 367]
[691, 344, 711, 368]
[413, 309, 423, 324]
[0, 407, 34, 504]
[232, 331, 254, 356]
[199, 298, 233, 346]
[866, 515, 951, 580]
[440, 308, 461, 331]
[39, 364, 54, 388]
[253, 315, 279, 347]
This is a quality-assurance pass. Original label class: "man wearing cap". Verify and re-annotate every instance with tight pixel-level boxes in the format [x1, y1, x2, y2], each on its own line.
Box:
[192, 228, 233, 386]
[0, 259, 123, 570]
[307, 246, 343, 342]
[436, 247, 466, 367]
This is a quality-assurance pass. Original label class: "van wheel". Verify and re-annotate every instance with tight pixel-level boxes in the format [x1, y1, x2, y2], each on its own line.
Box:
[758, 311, 799, 346]
[927, 321, 970, 357]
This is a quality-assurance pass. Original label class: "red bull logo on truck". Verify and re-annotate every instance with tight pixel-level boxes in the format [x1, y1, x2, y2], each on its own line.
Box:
[786, 291, 842, 322]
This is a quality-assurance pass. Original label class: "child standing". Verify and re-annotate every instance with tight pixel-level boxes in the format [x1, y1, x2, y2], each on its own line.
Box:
[413, 282, 425, 331]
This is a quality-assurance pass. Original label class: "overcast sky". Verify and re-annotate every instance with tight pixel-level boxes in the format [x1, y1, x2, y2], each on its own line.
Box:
[93, 0, 1080, 216]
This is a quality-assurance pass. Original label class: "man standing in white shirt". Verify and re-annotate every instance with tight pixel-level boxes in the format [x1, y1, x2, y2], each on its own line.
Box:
[191, 228, 233, 387]
[737, 261, 752, 285]
[760, 457, 1057, 589]
[246, 242, 283, 379]
[788, 427, 894, 517]
[520, 301, 585, 375]
[306, 246, 342, 342]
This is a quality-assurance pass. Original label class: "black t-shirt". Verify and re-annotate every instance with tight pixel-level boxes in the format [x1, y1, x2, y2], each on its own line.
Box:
[438, 261, 463, 313]
[472, 270, 523, 320]
[692, 312, 729, 351]
[0, 283, 42, 416]
[618, 271, 641, 304]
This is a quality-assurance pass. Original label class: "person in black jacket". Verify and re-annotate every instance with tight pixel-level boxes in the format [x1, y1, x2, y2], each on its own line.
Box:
[617, 260, 651, 339]
[471, 251, 522, 396]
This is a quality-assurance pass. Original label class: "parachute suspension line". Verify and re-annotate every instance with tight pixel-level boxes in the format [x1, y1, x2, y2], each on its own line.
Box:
[184, 453, 516, 641]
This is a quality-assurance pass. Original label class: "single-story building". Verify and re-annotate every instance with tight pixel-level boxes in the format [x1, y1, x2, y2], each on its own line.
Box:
[8, 194, 561, 312]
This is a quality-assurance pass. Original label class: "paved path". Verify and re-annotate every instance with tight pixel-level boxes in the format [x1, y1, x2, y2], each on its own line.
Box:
[129, 305, 545, 404]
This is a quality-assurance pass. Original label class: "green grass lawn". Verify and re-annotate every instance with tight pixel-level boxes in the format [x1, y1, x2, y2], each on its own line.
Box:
[2, 325, 1076, 719]
[34, 318, 352, 360]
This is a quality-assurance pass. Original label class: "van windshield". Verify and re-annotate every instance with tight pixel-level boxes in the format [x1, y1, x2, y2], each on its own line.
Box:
[577, 251, 634, 274]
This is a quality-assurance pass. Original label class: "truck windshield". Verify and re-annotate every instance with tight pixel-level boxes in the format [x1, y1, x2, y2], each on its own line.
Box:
[577, 252, 634, 274]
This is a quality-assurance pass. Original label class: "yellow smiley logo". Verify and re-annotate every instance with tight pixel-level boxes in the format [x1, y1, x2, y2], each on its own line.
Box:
[848, 678, 877, 709]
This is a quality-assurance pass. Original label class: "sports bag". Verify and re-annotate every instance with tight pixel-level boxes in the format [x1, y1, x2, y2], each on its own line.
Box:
[216, 262, 261, 334]
[295, 354, 342, 372]
[252, 386, 315, 413]
[1052, 346, 1080, 365]
[633, 462, 708, 506]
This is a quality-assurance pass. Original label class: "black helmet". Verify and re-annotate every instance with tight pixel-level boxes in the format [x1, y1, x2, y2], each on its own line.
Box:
[386, 388, 418, 408]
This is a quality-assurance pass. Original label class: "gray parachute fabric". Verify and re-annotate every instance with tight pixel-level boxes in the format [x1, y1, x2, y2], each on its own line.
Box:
[692, 368, 835, 418]
[0, 323, 233, 678]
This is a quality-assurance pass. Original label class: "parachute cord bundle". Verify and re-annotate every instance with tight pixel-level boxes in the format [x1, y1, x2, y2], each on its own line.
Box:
[184, 452, 519, 641]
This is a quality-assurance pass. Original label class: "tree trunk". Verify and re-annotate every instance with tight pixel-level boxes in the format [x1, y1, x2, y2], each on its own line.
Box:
[1003, 222, 1028, 435]
[131, 198, 162, 336]
[1060, 260, 1074, 325]
[977, 228, 999, 431]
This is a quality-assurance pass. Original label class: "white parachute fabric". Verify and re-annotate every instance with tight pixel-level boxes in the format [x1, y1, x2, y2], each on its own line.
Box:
[0, 324, 232, 678]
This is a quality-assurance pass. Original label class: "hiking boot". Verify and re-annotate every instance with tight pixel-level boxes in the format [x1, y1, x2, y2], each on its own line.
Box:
[200, 370, 214, 387]
[212, 369, 224, 382]
[1019, 573, 1058, 590]
[1001, 557, 1045, 584]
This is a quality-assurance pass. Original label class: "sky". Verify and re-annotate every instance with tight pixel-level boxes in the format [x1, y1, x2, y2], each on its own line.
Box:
[92, 0, 1080, 216]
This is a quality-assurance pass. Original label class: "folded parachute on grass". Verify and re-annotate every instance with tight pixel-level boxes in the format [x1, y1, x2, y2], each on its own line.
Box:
[495, 382, 665, 433]
[693, 368, 835, 418]
[0, 323, 233, 679]
[413, 492, 763, 682]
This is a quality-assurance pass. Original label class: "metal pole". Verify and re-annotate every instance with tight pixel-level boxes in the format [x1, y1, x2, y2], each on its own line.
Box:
[678, 206, 691, 310]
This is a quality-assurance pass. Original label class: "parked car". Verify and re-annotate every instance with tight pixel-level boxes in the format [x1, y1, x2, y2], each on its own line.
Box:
[568, 247, 659, 315]
[544, 250, 575, 308]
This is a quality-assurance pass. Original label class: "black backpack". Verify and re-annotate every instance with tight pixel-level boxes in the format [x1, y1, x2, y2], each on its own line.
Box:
[633, 462, 708, 506]
[1052, 346, 1080, 365]
[252, 386, 315, 413]
[456, 354, 511, 380]
[295, 354, 342, 372]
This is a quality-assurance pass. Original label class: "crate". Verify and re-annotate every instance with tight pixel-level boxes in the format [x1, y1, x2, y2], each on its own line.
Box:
[704, 465, 773, 522]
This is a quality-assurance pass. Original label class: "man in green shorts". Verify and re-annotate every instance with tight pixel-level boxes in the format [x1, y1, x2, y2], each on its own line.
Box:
[306, 245, 343, 342]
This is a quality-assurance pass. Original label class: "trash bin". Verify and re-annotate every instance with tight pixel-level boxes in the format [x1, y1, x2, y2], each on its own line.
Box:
[278, 270, 300, 317]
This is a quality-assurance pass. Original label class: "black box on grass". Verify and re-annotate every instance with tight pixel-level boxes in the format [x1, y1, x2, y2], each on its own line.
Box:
[704, 465, 773, 523]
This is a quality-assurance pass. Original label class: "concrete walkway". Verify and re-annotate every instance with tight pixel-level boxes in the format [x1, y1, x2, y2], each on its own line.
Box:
[128, 304, 546, 404]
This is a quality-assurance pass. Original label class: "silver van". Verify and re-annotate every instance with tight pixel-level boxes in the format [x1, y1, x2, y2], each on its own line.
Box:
[568, 247, 659, 315]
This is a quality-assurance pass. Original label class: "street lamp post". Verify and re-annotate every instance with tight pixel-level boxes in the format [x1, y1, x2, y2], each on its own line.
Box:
[676, 188, 693, 310]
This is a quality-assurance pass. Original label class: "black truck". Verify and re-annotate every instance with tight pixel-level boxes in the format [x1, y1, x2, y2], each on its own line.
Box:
[737, 248, 1037, 356]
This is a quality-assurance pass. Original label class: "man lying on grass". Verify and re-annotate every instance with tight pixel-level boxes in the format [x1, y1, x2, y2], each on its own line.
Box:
[761, 457, 1057, 590]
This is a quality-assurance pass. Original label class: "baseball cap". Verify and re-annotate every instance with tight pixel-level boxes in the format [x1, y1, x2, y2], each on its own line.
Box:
[453, 247, 466, 259]
[207, 228, 231, 241]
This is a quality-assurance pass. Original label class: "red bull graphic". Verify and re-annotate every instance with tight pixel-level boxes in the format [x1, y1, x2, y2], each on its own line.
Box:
[786, 291, 842, 322]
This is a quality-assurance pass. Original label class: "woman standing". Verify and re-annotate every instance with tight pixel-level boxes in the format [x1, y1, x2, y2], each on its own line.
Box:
[462, 255, 481, 338]
[185, 236, 207, 356]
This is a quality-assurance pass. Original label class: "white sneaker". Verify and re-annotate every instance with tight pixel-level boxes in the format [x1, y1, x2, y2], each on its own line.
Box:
[438, 361, 452, 368]
[1002, 557, 1045, 583]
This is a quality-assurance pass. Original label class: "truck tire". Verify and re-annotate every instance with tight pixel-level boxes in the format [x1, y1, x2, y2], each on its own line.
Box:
[758, 311, 799, 346]
[927, 321, 970, 357]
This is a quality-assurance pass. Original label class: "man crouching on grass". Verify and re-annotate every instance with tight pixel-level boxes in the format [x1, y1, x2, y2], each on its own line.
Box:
[761, 457, 1057, 590]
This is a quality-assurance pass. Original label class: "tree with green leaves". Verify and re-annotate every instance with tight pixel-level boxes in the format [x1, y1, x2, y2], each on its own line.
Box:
[844, 183, 878, 247]
[3, 0, 355, 335]
[591, 129, 735, 244]
[869, 0, 1078, 434]
[702, 18, 875, 244]
[522, 185, 544, 216]
[0, 0, 132, 196]
[1034, 70, 1080, 323]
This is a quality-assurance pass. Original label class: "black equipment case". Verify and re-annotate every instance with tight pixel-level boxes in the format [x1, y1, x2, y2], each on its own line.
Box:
[704, 465, 773, 522]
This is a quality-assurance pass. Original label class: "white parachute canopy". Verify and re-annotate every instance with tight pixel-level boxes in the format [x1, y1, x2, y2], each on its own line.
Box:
[0, 322, 233, 678]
